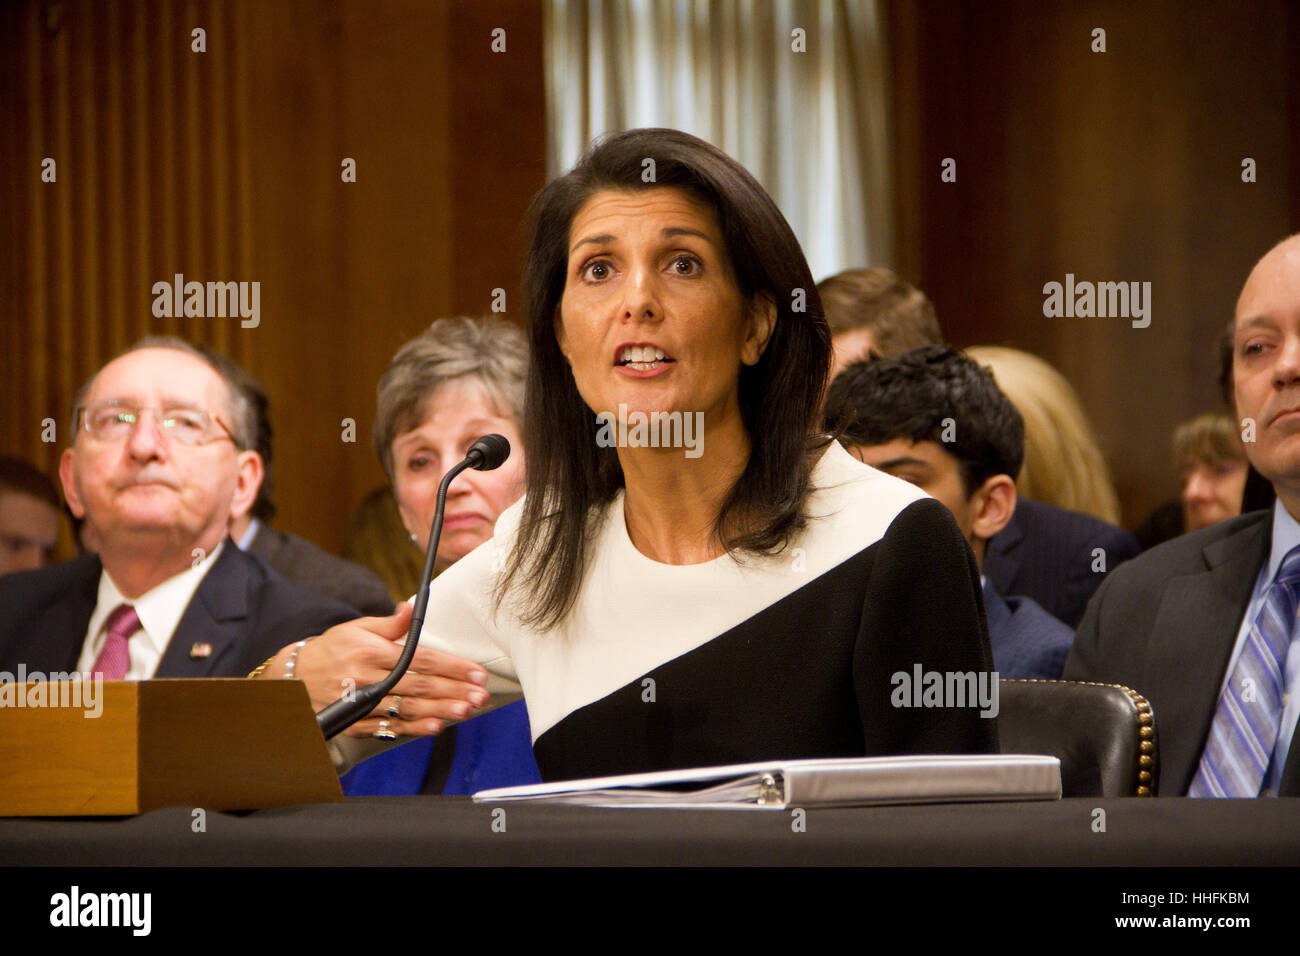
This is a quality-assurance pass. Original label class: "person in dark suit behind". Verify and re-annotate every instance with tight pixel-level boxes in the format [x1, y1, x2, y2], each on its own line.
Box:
[1066, 233, 1300, 797]
[825, 346, 1074, 679]
[982, 497, 1140, 630]
[0, 337, 357, 679]
[196, 346, 395, 617]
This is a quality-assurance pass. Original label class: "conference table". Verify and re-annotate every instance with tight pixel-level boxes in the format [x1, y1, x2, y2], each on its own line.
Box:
[2, 796, 1297, 866]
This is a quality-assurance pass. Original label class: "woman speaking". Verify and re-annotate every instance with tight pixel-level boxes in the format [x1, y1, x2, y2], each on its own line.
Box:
[268, 128, 998, 780]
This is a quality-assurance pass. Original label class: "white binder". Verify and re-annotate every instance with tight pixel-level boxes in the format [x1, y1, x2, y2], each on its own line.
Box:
[473, 754, 1062, 809]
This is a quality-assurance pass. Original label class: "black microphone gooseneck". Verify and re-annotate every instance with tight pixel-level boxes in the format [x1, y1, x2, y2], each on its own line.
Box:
[316, 434, 511, 739]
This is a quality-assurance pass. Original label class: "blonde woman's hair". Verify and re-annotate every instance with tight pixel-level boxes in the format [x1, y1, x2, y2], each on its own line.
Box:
[965, 346, 1122, 525]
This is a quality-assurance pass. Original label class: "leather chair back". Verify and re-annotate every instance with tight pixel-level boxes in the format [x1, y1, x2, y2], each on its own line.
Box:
[998, 679, 1156, 797]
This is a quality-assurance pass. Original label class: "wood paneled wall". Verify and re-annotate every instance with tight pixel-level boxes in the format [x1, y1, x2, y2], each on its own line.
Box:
[8, 0, 1296, 547]
[0, 0, 546, 552]
[888, 0, 1300, 528]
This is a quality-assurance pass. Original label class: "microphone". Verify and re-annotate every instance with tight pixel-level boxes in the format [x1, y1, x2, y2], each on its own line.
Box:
[316, 433, 512, 739]
[466, 433, 510, 471]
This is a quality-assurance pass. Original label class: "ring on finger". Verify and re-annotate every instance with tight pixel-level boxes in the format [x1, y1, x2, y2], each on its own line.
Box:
[387, 695, 403, 719]
[373, 719, 397, 741]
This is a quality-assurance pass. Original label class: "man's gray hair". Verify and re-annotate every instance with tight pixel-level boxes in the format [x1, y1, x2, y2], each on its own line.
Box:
[374, 316, 527, 480]
[69, 336, 255, 450]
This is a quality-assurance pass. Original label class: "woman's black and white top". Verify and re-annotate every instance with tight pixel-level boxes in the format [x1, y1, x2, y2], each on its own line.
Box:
[352, 442, 997, 781]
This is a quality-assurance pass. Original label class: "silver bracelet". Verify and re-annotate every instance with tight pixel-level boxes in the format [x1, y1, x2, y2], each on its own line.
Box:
[283, 639, 308, 679]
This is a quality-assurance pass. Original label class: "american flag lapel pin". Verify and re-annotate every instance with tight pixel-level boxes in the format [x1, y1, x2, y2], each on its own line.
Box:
[190, 642, 213, 659]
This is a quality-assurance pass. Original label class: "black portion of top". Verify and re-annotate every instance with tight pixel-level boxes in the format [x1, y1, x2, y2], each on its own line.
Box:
[535, 497, 998, 782]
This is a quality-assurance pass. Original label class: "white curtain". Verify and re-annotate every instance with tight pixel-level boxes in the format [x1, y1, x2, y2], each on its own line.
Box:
[544, 0, 895, 281]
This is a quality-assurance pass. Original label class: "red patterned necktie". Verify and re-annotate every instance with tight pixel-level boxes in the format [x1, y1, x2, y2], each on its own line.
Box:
[91, 603, 141, 680]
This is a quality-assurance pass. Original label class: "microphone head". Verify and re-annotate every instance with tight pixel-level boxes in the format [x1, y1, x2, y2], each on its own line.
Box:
[467, 434, 511, 471]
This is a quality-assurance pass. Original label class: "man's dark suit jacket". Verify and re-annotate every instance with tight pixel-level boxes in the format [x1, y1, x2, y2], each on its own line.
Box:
[984, 498, 1140, 630]
[1064, 509, 1300, 796]
[0, 542, 359, 678]
[248, 524, 394, 617]
[983, 581, 1073, 680]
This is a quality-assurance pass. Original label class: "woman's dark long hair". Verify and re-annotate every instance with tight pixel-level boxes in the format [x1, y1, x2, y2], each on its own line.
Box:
[497, 128, 831, 629]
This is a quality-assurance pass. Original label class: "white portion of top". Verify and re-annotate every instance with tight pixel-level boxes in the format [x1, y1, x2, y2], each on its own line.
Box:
[76, 540, 226, 679]
[416, 442, 929, 741]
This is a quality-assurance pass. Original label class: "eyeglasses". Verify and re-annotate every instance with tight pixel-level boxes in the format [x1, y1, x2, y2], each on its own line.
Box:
[77, 401, 237, 446]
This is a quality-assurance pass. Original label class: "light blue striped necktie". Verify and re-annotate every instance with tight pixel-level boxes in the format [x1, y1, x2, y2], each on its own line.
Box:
[1189, 545, 1300, 797]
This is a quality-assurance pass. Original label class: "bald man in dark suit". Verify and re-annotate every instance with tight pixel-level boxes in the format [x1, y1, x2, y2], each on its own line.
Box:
[1067, 234, 1300, 797]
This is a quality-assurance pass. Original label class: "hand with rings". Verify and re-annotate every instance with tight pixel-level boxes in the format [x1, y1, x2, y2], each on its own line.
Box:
[257, 602, 489, 739]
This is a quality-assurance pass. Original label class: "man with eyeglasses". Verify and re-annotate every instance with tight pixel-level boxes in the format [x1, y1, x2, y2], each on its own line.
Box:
[0, 336, 358, 680]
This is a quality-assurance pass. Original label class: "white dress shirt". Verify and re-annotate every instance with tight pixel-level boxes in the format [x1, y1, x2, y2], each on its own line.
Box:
[75, 541, 225, 680]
